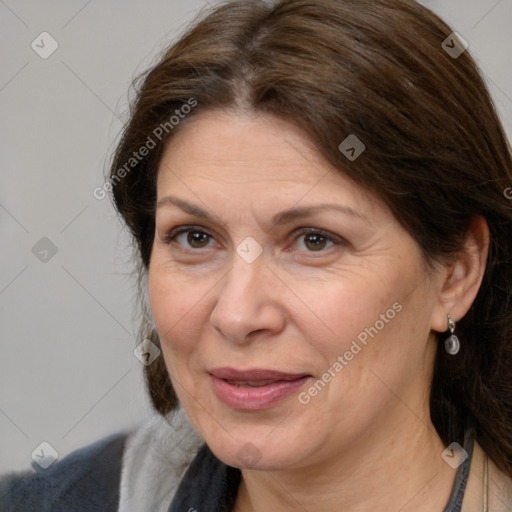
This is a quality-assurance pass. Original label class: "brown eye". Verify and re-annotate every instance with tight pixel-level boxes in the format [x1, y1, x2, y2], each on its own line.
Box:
[304, 233, 328, 251]
[187, 231, 211, 248]
[295, 230, 336, 252]
[165, 228, 215, 249]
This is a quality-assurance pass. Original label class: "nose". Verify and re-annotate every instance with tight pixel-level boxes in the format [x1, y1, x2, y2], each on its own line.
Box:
[209, 253, 286, 344]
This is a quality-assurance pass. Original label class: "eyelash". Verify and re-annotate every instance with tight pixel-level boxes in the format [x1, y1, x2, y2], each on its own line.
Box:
[162, 225, 345, 253]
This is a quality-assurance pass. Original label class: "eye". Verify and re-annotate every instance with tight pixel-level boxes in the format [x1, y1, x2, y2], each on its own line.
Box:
[163, 226, 345, 254]
[293, 229, 340, 252]
[164, 227, 216, 250]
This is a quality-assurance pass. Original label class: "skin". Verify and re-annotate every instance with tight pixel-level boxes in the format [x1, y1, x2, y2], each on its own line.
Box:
[148, 109, 489, 511]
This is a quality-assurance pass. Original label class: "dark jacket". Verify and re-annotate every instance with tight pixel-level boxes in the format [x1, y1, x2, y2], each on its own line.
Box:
[0, 432, 127, 512]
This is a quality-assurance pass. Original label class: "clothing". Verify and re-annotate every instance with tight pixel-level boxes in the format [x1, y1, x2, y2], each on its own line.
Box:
[0, 431, 126, 512]
[1, 408, 511, 511]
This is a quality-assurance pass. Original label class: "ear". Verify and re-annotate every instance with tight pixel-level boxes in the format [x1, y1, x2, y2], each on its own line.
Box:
[430, 215, 490, 332]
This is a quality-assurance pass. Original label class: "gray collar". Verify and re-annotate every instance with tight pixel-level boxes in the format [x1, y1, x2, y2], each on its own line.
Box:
[118, 407, 203, 512]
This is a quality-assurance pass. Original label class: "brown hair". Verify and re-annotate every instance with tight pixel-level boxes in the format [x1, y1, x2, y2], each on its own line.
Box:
[109, 0, 512, 476]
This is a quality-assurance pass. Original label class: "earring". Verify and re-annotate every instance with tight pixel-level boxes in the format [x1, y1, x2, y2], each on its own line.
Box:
[445, 314, 460, 355]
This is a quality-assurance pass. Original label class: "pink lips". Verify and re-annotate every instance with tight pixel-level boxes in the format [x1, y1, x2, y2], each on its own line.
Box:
[209, 368, 311, 410]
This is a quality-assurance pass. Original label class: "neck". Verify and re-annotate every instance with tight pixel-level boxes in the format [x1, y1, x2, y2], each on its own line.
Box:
[233, 411, 459, 512]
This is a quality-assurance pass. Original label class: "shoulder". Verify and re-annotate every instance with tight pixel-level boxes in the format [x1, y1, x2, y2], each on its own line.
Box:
[462, 441, 512, 511]
[0, 431, 129, 512]
[487, 452, 512, 511]
[0, 409, 205, 512]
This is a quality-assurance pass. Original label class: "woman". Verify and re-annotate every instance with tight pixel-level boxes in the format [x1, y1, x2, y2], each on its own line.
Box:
[2, 0, 512, 510]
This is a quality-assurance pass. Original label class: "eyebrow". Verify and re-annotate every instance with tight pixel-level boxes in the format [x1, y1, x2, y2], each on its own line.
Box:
[156, 195, 370, 227]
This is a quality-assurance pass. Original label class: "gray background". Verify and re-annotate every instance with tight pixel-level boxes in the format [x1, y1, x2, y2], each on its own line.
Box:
[1, 0, 511, 472]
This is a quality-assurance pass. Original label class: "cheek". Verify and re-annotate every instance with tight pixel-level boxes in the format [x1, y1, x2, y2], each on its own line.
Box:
[289, 271, 402, 358]
[292, 261, 429, 394]
[148, 267, 224, 426]
[147, 260, 217, 366]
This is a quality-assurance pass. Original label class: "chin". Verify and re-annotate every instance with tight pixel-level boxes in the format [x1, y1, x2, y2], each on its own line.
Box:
[203, 427, 309, 471]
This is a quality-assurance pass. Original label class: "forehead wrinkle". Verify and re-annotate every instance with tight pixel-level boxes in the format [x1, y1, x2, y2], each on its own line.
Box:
[171, 160, 319, 185]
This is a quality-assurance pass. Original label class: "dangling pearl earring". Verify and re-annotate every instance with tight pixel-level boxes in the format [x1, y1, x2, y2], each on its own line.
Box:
[445, 314, 460, 355]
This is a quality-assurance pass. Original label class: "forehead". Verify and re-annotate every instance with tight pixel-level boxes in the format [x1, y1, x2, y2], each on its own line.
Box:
[155, 109, 385, 223]
[157, 109, 328, 183]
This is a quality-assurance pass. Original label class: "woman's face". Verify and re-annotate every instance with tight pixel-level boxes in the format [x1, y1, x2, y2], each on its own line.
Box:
[148, 109, 445, 471]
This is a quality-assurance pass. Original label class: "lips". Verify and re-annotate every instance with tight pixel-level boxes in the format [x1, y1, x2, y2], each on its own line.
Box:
[209, 367, 311, 410]
[210, 368, 310, 379]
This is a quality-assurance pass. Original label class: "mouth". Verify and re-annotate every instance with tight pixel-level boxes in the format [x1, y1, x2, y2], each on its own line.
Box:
[224, 379, 284, 387]
[209, 368, 312, 410]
